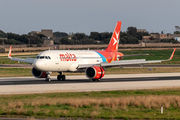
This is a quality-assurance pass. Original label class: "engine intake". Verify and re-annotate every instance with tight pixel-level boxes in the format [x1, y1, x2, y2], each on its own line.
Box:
[85, 66, 105, 79]
[32, 67, 47, 78]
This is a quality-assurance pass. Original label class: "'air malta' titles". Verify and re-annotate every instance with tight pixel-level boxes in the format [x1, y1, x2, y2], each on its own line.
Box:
[59, 52, 77, 61]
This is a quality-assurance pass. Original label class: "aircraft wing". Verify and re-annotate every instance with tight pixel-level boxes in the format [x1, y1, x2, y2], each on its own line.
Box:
[78, 48, 176, 69]
[8, 46, 35, 64]
[119, 53, 149, 58]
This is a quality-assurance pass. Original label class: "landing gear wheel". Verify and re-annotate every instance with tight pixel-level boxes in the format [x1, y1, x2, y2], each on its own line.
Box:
[62, 75, 66, 81]
[57, 75, 62, 81]
[46, 78, 51, 82]
[92, 79, 101, 82]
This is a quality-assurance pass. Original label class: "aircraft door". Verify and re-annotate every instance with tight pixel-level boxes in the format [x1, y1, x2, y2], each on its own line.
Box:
[54, 54, 59, 64]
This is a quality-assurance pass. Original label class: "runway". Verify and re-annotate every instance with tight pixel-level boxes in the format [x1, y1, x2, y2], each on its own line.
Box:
[0, 73, 180, 94]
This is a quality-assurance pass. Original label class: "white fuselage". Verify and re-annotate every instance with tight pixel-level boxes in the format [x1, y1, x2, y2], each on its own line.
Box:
[33, 50, 103, 72]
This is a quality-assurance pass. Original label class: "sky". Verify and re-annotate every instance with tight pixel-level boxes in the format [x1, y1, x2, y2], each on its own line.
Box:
[0, 0, 180, 35]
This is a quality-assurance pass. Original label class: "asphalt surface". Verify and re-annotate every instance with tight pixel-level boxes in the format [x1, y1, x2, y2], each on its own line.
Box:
[0, 73, 180, 94]
[0, 74, 180, 86]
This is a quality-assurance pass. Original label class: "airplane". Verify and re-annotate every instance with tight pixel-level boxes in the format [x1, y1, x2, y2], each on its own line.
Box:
[8, 21, 176, 82]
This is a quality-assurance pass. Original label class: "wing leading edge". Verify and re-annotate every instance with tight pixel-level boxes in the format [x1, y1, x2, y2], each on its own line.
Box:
[8, 46, 35, 64]
[78, 48, 176, 69]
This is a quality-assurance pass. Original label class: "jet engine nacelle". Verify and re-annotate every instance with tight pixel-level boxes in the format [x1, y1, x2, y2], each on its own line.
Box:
[32, 67, 47, 78]
[85, 66, 105, 79]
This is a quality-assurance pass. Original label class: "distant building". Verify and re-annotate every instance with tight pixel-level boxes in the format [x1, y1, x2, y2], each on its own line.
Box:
[30, 31, 41, 36]
[43, 37, 54, 46]
[30, 29, 53, 38]
[173, 34, 180, 37]
[174, 37, 180, 42]
[167, 34, 180, 39]
[150, 33, 160, 40]
[167, 33, 174, 39]
[160, 34, 167, 39]
[137, 29, 146, 32]
[41, 29, 53, 38]
[68, 36, 72, 40]
[142, 36, 151, 40]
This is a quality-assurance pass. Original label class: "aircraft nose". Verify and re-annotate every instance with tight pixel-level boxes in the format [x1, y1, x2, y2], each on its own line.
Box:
[34, 60, 43, 70]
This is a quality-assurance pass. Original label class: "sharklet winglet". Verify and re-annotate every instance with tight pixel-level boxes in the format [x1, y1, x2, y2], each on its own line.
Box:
[8, 46, 12, 58]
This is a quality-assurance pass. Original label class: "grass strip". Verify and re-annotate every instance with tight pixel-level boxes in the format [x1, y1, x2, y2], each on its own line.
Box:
[1, 88, 180, 119]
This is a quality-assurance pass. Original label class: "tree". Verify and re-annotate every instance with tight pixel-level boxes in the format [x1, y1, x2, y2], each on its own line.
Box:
[103, 38, 111, 44]
[79, 39, 96, 44]
[100, 32, 112, 41]
[136, 32, 150, 40]
[53, 32, 68, 37]
[0, 30, 7, 38]
[161, 39, 178, 43]
[120, 31, 129, 37]
[72, 33, 88, 40]
[89, 32, 101, 40]
[174, 31, 180, 34]
[37, 34, 46, 39]
[127, 27, 137, 37]
[60, 37, 75, 44]
[120, 36, 139, 44]
[4, 39, 21, 45]
[161, 31, 164, 34]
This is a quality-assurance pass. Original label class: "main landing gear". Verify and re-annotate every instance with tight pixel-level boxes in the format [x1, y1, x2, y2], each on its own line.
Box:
[57, 72, 66, 81]
[92, 79, 100, 82]
[46, 72, 51, 82]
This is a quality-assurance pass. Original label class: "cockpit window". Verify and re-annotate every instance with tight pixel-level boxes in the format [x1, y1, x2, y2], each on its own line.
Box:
[40, 56, 44, 59]
[36, 56, 51, 59]
[36, 56, 40, 59]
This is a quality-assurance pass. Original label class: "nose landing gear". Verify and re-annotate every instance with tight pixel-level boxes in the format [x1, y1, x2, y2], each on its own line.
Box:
[57, 72, 66, 81]
[45, 72, 51, 82]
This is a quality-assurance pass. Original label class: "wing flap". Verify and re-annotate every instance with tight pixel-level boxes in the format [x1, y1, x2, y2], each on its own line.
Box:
[100, 59, 162, 67]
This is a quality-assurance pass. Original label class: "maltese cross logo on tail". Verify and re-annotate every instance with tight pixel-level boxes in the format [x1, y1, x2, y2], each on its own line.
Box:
[113, 31, 119, 45]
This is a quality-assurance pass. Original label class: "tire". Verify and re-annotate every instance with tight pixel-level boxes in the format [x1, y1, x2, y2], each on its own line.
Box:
[46, 78, 51, 82]
[92, 79, 97, 81]
[62, 75, 66, 81]
[57, 75, 62, 81]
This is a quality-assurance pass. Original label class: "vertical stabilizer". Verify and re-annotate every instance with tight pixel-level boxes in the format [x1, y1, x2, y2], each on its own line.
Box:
[105, 21, 121, 52]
